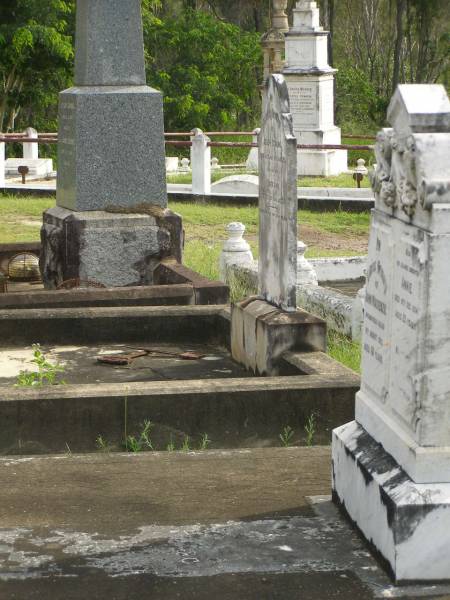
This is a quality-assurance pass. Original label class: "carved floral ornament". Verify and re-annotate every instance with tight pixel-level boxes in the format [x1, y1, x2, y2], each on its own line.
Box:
[372, 128, 420, 217]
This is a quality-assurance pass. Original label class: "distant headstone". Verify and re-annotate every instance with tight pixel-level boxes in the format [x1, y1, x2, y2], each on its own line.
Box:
[211, 174, 259, 196]
[258, 74, 298, 311]
[332, 84, 450, 582]
[57, 0, 167, 211]
[282, 1, 347, 176]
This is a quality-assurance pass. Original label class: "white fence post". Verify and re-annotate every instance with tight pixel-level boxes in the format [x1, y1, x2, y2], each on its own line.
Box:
[0, 141, 5, 187]
[246, 127, 260, 171]
[23, 127, 38, 160]
[190, 128, 211, 195]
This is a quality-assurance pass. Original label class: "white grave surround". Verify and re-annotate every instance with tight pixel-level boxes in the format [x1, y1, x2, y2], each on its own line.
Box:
[332, 84, 450, 582]
[283, 1, 347, 176]
[5, 158, 53, 178]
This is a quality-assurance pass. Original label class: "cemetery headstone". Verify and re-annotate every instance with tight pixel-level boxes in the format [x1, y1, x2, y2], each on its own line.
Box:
[40, 0, 182, 288]
[231, 75, 326, 375]
[332, 84, 450, 582]
[258, 74, 298, 311]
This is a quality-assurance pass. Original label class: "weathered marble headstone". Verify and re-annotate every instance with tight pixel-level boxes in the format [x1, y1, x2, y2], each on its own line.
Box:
[332, 84, 450, 582]
[258, 74, 298, 312]
[231, 75, 326, 375]
[41, 0, 182, 288]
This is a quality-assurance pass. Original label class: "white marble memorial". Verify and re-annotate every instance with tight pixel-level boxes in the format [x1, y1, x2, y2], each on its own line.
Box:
[283, 1, 347, 176]
[332, 84, 450, 582]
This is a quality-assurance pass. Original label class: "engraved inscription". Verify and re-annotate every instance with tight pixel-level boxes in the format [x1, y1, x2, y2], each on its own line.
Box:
[360, 221, 393, 404]
[389, 231, 426, 431]
[288, 83, 318, 129]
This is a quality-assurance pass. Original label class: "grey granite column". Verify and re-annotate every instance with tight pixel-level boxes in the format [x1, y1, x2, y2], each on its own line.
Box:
[41, 0, 182, 288]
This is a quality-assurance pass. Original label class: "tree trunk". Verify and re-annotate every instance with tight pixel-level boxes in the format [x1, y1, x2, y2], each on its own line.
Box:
[392, 0, 406, 93]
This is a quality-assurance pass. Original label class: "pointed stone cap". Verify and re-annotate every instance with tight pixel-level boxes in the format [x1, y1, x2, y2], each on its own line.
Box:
[387, 84, 450, 138]
[75, 0, 146, 86]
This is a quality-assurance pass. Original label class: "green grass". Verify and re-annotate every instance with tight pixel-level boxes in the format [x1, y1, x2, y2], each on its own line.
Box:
[167, 171, 371, 188]
[327, 331, 361, 373]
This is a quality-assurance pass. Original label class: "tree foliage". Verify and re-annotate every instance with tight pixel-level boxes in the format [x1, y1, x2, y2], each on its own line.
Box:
[0, 0, 74, 132]
[0, 0, 448, 137]
[144, 9, 262, 131]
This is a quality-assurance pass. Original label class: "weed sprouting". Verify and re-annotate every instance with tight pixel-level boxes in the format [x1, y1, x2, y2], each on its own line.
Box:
[125, 420, 153, 453]
[199, 433, 211, 450]
[304, 413, 317, 447]
[181, 435, 191, 452]
[279, 426, 295, 447]
[16, 344, 66, 387]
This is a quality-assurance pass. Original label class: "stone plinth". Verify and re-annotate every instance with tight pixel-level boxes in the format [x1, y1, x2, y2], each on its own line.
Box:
[332, 84, 450, 583]
[283, 1, 347, 176]
[40, 207, 182, 289]
[231, 297, 326, 376]
[333, 421, 450, 583]
[57, 86, 167, 212]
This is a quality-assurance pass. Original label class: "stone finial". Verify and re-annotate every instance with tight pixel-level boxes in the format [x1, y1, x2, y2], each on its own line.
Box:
[272, 0, 289, 33]
[74, 0, 146, 86]
[355, 158, 368, 175]
[211, 157, 221, 170]
[179, 157, 191, 172]
[296, 241, 318, 285]
[219, 222, 254, 280]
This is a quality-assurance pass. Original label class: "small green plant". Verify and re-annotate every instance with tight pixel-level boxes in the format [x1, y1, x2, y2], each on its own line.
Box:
[199, 433, 211, 450]
[125, 420, 153, 453]
[96, 435, 110, 452]
[304, 413, 317, 447]
[166, 438, 175, 452]
[16, 344, 66, 387]
[181, 435, 191, 452]
[279, 426, 295, 447]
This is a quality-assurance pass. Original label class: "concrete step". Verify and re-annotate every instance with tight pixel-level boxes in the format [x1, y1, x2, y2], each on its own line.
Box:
[0, 447, 445, 599]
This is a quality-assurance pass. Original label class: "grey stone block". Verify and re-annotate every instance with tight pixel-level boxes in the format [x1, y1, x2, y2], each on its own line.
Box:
[57, 86, 167, 211]
[40, 206, 182, 289]
[74, 0, 146, 86]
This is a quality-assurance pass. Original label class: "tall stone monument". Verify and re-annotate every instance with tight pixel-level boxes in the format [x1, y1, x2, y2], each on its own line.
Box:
[283, 1, 347, 176]
[332, 84, 450, 582]
[261, 0, 289, 87]
[40, 0, 182, 288]
[231, 75, 326, 375]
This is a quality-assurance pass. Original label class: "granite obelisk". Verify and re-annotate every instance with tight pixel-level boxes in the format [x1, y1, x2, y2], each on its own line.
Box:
[41, 0, 181, 288]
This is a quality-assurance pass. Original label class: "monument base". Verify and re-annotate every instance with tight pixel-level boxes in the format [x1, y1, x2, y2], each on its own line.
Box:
[332, 420, 450, 583]
[40, 206, 183, 289]
[297, 149, 348, 177]
[231, 297, 326, 376]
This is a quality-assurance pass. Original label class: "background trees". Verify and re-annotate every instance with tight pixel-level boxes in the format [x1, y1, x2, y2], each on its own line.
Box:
[0, 0, 448, 135]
